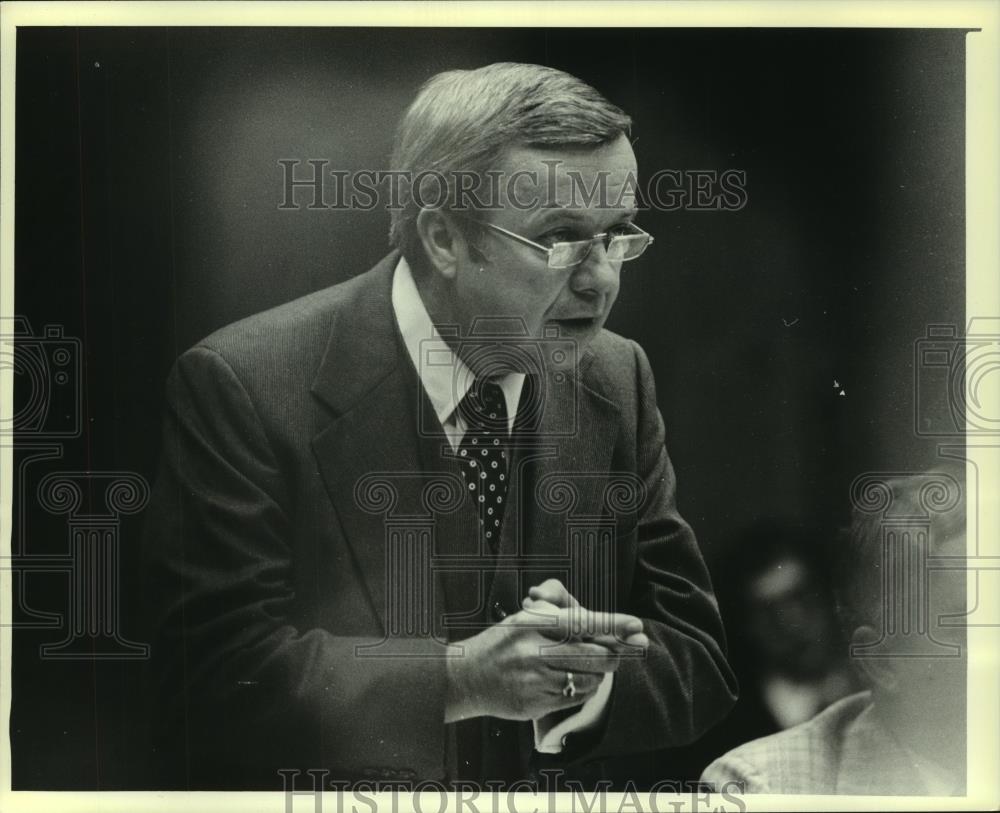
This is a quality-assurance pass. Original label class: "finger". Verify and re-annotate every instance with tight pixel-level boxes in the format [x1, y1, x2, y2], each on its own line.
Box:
[515, 600, 562, 629]
[550, 692, 590, 712]
[527, 578, 579, 608]
[621, 631, 649, 649]
[534, 620, 647, 650]
[538, 606, 644, 641]
[534, 690, 589, 716]
[545, 668, 602, 698]
[542, 655, 621, 673]
[538, 641, 623, 673]
[522, 594, 602, 620]
[532, 620, 643, 652]
[518, 600, 641, 638]
[514, 603, 645, 654]
[583, 630, 649, 652]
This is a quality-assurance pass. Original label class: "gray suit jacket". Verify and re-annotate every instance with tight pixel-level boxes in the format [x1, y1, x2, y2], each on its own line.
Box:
[146, 252, 736, 788]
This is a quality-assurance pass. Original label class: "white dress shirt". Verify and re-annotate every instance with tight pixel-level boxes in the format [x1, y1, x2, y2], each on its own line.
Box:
[391, 256, 524, 449]
[390, 257, 612, 754]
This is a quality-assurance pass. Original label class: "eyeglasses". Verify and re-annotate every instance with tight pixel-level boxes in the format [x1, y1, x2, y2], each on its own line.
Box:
[457, 215, 654, 270]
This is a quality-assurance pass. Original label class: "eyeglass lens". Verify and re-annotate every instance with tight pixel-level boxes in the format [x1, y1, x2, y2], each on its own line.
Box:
[549, 234, 649, 268]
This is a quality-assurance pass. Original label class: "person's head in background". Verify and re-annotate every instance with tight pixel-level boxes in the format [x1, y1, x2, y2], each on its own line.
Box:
[834, 465, 967, 773]
[732, 519, 848, 680]
[388, 63, 646, 375]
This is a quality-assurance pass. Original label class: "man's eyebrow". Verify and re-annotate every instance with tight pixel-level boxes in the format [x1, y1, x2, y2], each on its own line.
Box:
[528, 207, 638, 227]
[529, 208, 588, 226]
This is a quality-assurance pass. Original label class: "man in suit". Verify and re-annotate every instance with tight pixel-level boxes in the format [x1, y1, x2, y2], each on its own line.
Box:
[146, 62, 736, 790]
[701, 468, 966, 795]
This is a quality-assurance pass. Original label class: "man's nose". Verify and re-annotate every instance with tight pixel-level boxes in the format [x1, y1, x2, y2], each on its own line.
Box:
[570, 241, 621, 299]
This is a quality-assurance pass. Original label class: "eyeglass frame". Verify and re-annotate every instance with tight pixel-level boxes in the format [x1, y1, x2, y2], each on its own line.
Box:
[452, 211, 655, 270]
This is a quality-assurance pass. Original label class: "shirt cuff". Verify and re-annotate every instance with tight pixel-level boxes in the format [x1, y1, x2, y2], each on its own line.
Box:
[533, 673, 614, 754]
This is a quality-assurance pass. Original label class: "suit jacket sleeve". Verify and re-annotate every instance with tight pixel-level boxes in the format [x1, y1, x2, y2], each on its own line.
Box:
[146, 345, 449, 786]
[565, 340, 737, 762]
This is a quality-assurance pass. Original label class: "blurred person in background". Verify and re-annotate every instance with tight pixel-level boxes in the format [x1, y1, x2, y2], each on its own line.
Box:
[735, 520, 858, 731]
[660, 518, 857, 780]
[702, 468, 967, 794]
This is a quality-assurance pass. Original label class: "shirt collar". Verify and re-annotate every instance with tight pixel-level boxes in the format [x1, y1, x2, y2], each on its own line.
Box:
[391, 256, 525, 432]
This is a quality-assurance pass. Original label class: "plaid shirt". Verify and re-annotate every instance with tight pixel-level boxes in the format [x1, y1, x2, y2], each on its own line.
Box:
[701, 691, 963, 796]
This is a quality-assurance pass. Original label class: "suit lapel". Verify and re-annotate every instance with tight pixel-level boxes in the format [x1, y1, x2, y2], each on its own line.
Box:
[310, 254, 435, 631]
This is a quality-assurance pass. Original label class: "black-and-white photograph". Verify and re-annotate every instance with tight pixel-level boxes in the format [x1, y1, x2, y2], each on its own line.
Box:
[1, 3, 997, 810]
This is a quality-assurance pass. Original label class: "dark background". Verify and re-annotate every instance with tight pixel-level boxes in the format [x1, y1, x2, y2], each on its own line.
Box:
[10, 27, 966, 788]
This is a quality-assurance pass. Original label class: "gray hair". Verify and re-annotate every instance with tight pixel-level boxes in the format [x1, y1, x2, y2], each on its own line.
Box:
[388, 62, 632, 273]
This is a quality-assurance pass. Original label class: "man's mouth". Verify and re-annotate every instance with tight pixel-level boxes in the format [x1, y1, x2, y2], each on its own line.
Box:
[553, 316, 599, 331]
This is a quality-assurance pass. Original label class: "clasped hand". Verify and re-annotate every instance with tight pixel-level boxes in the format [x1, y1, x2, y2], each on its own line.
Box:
[445, 579, 648, 722]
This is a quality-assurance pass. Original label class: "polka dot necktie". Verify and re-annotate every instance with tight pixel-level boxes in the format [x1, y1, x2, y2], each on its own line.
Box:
[456, 378, 509, 552]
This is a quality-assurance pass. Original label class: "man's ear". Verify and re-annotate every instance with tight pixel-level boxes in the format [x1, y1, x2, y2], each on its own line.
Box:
[415, 208, 467, 280]
[850, 625, 898, 691]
